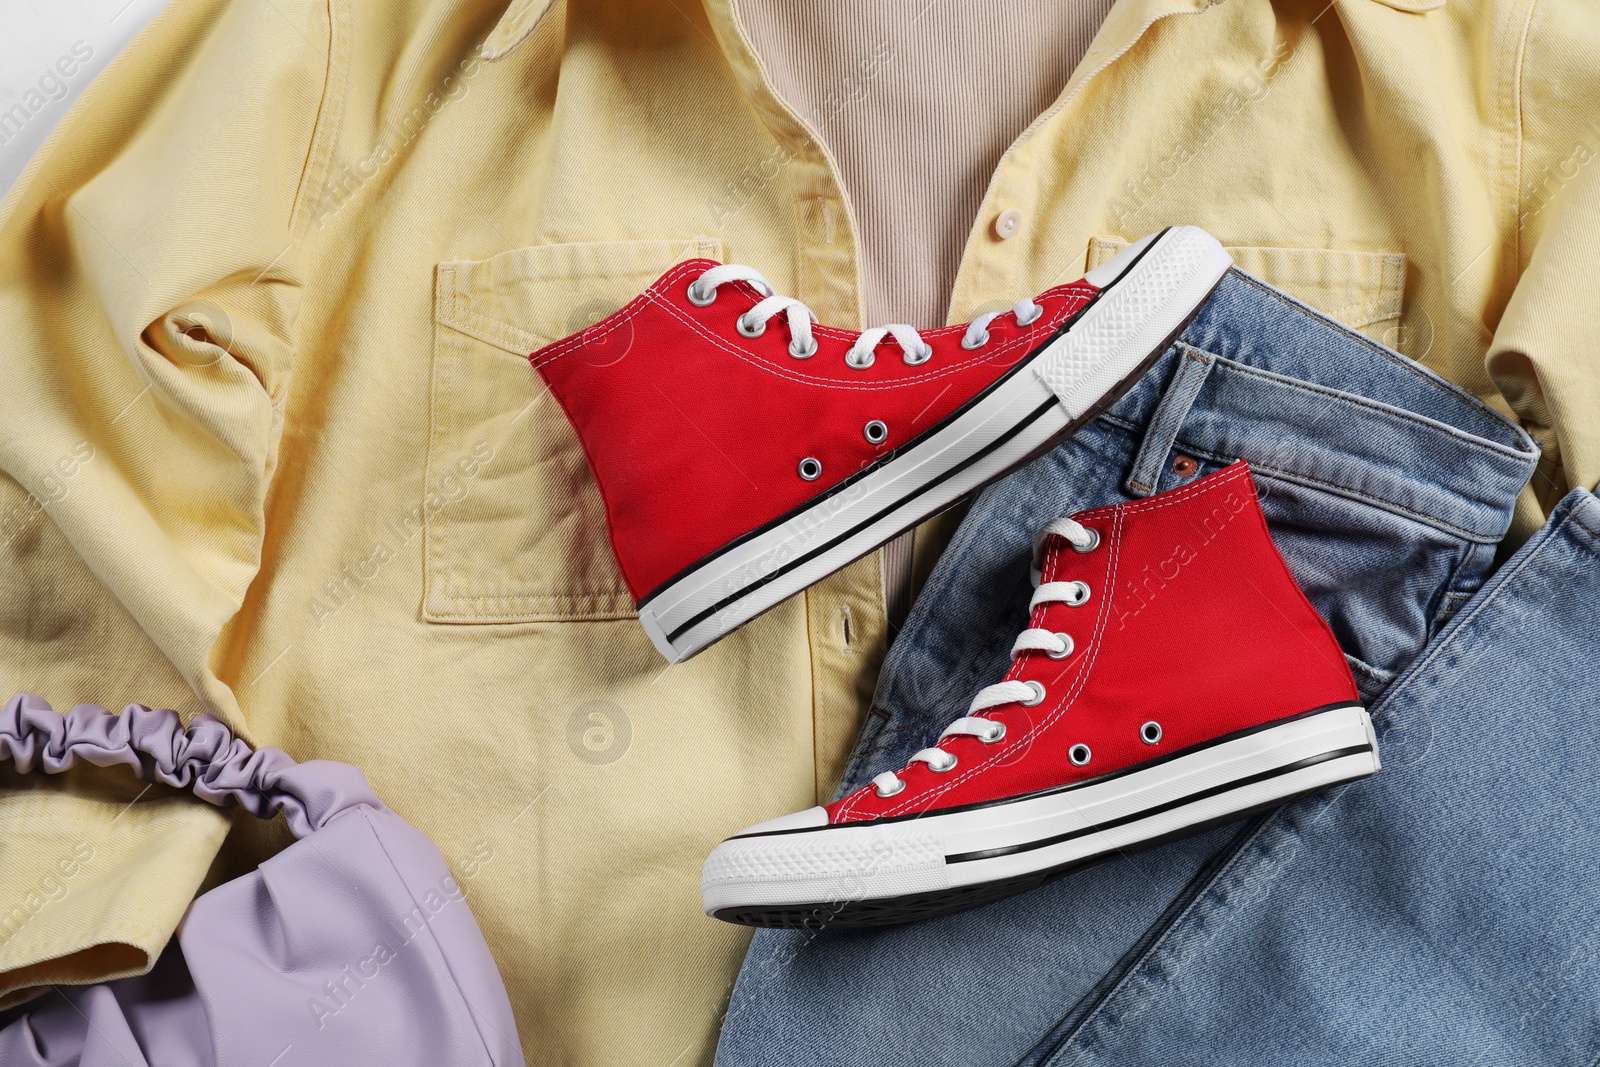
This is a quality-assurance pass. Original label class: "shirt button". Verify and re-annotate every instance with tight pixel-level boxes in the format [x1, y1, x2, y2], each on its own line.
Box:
[993, 208, 1023, 240]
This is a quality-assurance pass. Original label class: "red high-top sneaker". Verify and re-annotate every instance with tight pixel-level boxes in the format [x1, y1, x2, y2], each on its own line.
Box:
[702, 462, 1379, 927]
[532, 227, 1233, 661]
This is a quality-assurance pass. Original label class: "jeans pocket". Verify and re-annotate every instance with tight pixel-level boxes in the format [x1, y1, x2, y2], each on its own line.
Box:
[1253, 470, 1490, 702]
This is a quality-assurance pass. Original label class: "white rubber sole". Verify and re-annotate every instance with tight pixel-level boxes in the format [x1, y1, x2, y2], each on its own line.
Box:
[639, 226, 1234, 663]
[702, 704, 1378, 926]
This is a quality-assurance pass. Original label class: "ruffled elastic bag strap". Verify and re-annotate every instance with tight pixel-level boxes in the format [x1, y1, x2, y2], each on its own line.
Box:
[0, 693, 386, 838]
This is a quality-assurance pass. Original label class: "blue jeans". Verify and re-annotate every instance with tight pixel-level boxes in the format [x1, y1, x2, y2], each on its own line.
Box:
[714, 271, 1567, 1065]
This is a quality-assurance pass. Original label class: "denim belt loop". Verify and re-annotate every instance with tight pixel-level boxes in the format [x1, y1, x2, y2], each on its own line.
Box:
[1124, 345, 1217, 498]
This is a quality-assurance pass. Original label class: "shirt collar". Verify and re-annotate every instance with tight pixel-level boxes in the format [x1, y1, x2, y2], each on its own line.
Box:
[700, 0, 1219, 150]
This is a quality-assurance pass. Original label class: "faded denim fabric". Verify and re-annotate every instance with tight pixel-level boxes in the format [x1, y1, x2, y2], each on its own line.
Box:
[715, 270, 1548, 1067]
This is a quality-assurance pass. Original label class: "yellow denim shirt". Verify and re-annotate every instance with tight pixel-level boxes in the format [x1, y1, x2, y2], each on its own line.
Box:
[1, 0, 1596, 1064]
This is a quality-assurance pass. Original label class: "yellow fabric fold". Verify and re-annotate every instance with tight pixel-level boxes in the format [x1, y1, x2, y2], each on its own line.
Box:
[0, 772, 229, 1008]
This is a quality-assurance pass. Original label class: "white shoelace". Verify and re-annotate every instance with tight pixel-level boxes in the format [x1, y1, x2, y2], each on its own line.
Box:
[871, 517, 1100, 799]
[687, 264, 1043, 369]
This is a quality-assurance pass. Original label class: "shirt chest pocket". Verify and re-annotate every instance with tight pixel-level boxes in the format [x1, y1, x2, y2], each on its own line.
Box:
[1088, 238, 1408, 340]
[424, 237, 721, 623]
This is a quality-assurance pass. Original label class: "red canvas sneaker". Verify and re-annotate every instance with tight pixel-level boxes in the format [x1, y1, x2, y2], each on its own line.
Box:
[532, 227, 1233, 661]
[702, 462, 1380, 928]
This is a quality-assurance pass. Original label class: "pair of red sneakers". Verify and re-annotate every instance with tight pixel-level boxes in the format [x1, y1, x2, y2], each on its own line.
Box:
[530, 227, 1379, 926]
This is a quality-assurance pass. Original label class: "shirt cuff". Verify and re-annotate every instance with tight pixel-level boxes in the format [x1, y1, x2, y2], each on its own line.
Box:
[0, 775, 228, 1007]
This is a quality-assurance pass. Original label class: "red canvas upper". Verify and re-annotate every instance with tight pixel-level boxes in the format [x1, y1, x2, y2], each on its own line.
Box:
[827, 461, 1360, 824]
[530, 259, 1098, 601]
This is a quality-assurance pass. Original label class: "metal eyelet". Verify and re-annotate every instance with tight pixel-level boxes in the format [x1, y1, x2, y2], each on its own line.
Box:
[959, 330, 990, 351]
[902, 344, 933, 366]
[1068, 743, 1092, 767]
[1020, 680, 1046, 706]
[788, 337, 818, 359]
[1140, 721, 1163, 746]
[736, 314, 766, 338]
[1064, 580, 1091, 607]
[797, 457, 823, 481]
[845, 348, 876, 369]
[687, 281, 717, 307]
[980, 721, 1007, 744]
[864, 420, 888, 444]
[874, 777, 905, 798]
[1072, 528, 1101, 553]
[1047, 633, 1075, 660]
[1016, 304, 1043, 326]
[929, 752, 958, 773]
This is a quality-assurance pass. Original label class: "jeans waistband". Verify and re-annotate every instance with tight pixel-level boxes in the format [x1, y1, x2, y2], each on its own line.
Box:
[1101, 269, 1538, 543]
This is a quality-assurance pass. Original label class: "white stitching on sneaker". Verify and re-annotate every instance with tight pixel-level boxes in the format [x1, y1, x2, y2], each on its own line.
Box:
[689, 263, 1048, 368]
[869, 518, 1101, 799]
[537, 262, 1095, 394]
[839, 507, 1125, 821]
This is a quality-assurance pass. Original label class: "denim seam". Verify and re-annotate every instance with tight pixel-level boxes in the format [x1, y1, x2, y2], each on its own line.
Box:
[1557, 497, 1600, 548]
[1126, 349, 1214, 496]
[1367, 499, 1588, 710]
[1419, 540, 1478, 640]
[1226, 272, 1533, 452]
[1344, 654, 1393, 690]
[1346, 501, 1600, 726]
[1042, 797, 1306, 1067]
[1256, 465, 1514, 543]
[1046, 501, 1597, 1065]
[1180, 346, 1536, 462]
[1095, 414, 1507, 543]
[1077, 458, 1255, 523]
[1434, 588, 1473, 625]
[1231, 271, 1425, 372]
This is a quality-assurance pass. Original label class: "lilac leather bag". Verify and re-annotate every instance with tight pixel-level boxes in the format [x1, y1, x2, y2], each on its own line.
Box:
[0, 694, 526, 1067]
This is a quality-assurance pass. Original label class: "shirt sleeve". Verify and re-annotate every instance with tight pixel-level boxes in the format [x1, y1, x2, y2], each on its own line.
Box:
[1487, 0, 1600, 533]
[0, 0, 332, 1004]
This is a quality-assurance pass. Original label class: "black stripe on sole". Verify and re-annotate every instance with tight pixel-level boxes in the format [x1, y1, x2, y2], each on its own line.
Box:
[729, 701, 1360, 840]
[654, 253, 1224, 651]
[663, 395, 1058, 642]
[637, 227, 1172, 613]
[710, 747, 1375, 930]
[945, 744, 1372, 863]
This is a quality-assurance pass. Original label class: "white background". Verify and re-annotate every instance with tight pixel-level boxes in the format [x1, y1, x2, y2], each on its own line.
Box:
[1, 0, 169, 196]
